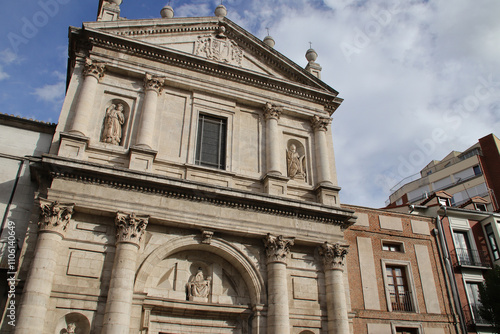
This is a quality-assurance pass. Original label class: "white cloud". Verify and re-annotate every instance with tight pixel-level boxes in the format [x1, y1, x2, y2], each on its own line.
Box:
[0, 66, 9, 81]
[233, 0, 500, 207]
[32, 81, 65, 103]
[0, 48, 18, 64]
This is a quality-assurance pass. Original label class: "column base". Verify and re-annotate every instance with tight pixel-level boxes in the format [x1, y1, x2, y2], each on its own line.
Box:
[262, 173, 288, 196]
[58, 132, 90, 160]
[129, 146, 157, 172]
[314, 183, 341, 207]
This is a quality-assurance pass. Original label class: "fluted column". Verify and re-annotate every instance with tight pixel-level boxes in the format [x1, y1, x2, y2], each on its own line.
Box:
[318, 242, 350, 334]
[102, 212, 149, 334]
[311, 115, 333, 185]
[135, 74, 164, 149]
[263, 233, 294, 334]
[69, 58, 105, 137]
[16, 200, 74, 334]
[263, 103, 283, 175]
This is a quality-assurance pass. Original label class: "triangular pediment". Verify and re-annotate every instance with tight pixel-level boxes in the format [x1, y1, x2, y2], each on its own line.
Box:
[83, 17, 338, 95]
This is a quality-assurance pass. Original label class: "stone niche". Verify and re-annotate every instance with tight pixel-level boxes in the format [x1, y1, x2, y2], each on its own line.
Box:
[144, 250, 250, 305]
[100, 98, 130, 147]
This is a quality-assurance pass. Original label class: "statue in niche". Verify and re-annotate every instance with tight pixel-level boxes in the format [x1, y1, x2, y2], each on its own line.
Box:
[63, 323, 76, 334]
[187, 268, 211, 300]
[102, 103, 125, 145]
[287, 144, 306, 181]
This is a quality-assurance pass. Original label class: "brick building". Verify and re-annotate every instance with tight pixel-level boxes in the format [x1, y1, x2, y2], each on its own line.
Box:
[343, 205, 460, 334]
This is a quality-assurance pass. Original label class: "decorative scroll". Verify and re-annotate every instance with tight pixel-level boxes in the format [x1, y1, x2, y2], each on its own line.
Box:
[115, 212, 149, 245]
[263, 233, 294, 264]
[38, 199, 75, 235]
[195, 34, 243, 67]
[83, 58, 105, 80]
[318, 242, 349, 271]
[311, 115, 332, 132]
[263, 102, 283, 120]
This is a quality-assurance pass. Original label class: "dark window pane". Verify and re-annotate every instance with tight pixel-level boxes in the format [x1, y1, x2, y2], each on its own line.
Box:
[195, 114, 227, 169]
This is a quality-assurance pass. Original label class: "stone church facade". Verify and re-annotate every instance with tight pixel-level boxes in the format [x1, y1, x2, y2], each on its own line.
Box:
[1, 2, 459, 334]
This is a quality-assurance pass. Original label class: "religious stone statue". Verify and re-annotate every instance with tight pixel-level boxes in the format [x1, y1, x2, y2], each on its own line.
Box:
[187, 268, 212, 300]
[287, 144, 306, 181]
[102, 103, 125, 145]
[66, 323, 76, 334]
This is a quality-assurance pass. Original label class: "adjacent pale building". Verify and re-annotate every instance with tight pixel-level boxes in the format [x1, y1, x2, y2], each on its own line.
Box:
[387, 134, 500, 212]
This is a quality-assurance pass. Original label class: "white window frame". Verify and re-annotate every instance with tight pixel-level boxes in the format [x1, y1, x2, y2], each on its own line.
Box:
[391, 321, 423, 334]
[381, 259, 419, 313]
[381, 240, 405, 253]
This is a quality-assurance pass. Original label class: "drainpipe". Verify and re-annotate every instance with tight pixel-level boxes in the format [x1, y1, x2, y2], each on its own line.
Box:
[435, 207, 467, 334]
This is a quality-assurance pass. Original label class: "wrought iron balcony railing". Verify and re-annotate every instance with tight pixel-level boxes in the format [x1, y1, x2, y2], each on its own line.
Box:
[451, 248, 491, 268]
[389, 290, 415, 312]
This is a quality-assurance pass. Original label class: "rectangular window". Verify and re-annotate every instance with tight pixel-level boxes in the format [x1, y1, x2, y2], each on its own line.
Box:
[195, 114, 227, 170]
[466, 282, 488, 324]
[382, 241, 403, 252]
[386, 265, 414, 312]
[395, 328, 419, 334]
[485, 223, 500, 260]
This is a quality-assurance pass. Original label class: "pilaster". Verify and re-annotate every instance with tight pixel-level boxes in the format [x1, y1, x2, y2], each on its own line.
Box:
[135, 74, 164, 150]
[263, 234, 294, 334]
[16, 200, 74, 334]
[69, 58, 105, 138]
[318, 242, 350, 334]
[263, 102, 283, 177]
[102, 212, 149, 334]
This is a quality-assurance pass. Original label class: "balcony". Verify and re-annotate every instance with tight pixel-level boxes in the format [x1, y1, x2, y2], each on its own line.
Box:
[451, 248, 491, 268]
[389, 290, 415, 312]
[463, 304, 492, 327]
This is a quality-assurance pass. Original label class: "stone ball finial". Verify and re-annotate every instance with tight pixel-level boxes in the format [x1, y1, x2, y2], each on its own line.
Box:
[306, 48, 318, 63]
[107, 0, 122, 5]
[263, 35, 276, 48]
[215, 4, 227, 18]
[160, 5, 174, 18]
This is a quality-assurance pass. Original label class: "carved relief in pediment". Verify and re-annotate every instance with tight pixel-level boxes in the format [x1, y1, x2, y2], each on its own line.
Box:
[194, 33, 243, 67]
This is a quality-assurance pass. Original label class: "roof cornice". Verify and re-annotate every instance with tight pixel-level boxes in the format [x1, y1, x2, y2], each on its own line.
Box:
[71, 21, 343, 114]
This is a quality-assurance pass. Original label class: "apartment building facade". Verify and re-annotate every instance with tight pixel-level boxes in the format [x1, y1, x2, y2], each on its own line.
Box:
[387, 134, 500, 212]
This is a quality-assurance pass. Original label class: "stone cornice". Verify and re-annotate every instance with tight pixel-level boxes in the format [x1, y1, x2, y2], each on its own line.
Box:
[71, 27, 342, 114]
[84, 17, 335, 94]
[40, 155, 355, 229]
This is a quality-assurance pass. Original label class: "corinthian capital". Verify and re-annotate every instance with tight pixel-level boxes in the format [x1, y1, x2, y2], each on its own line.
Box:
[83, 58, 106, 80]
[38, 199, 75, 235]
[263, 102, 283, 121]
[311, 115, 331, 132]
[144, 74, 164, 93]
[318, 242, 348, 271]
[115, 212, 149, 245]
[263, 233, 294, 264]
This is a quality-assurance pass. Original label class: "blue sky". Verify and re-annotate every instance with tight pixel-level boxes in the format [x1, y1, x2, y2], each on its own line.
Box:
[1, 0, 499, 208]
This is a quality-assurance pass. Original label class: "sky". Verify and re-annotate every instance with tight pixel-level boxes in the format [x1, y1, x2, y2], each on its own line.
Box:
[1, 0, 499, 208]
